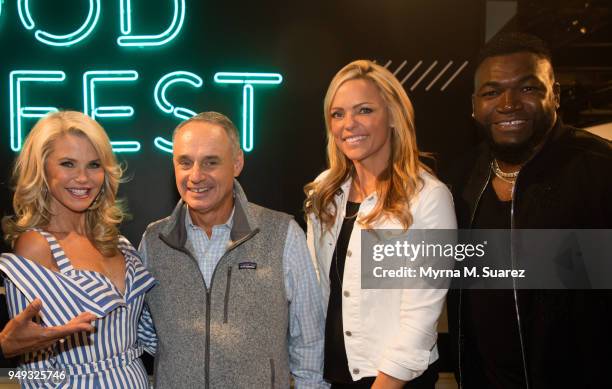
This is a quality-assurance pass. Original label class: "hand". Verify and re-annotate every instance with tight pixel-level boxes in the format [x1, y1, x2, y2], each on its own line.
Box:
[0, 298, 96, 358]
[371, 371, 406, 389]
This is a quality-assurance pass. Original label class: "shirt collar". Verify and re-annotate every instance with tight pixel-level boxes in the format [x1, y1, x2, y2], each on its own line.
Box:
[185, 205, 235, 232]
[337, 176, 378, 204]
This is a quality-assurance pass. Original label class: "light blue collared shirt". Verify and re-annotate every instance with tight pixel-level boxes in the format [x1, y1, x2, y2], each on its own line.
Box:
[184, 207, 234, 287]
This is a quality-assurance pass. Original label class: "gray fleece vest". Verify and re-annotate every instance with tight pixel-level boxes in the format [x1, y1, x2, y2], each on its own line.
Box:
[143, 184, 291, 389]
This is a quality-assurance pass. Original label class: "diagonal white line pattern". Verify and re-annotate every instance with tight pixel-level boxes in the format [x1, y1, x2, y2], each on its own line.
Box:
[440, 60, 469, 91]
[410, 61, 438, 91]
[383, 60, 392, 68]
[392, 60, 408, 76]
[426, 60, 453, 91]
[400, 60, 423, 85]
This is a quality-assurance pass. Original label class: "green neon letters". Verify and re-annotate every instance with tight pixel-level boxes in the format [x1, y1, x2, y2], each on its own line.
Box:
[153, 71, 203, 153]
[83, 70, 140, 152]
[17, 1, 35, 30]
[18, 0, 100, 47]
[10, 70, 65, 151]
[7, 70, 283, 154]
[5, 4, 283, 154]
[15, 1, 182, 47]
[213, 72, 283, 152]
[120, 0, 132, 35]
[21, 107, 60, 117]
[118, 0, 185, 47]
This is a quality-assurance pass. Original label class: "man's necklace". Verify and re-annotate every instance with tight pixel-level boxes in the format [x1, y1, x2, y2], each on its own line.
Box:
[491, 159, 519, 185]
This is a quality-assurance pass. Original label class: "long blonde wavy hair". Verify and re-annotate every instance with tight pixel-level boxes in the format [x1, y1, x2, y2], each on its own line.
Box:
[304, 60, 432, 231]
[2, 111, 125, 256]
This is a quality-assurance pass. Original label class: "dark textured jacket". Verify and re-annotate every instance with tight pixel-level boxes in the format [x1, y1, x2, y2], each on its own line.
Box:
[446, 121, 612, 388]
[142, 181, 291, 389]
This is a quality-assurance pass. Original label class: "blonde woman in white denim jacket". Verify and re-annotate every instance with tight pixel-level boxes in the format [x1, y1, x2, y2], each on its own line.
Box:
[304, 60, 456, 389]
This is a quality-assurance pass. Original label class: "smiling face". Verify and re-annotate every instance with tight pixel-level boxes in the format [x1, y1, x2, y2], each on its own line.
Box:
[472, 51, 560, 163]
[45, 133, 105, 218]
[172, 121, 244, 229]
[329, 78, 392, 172]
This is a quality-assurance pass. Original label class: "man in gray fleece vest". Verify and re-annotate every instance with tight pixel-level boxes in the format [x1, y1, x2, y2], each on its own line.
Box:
[139, 112, 327, 388]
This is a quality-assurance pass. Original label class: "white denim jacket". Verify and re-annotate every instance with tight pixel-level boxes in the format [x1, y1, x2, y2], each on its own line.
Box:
[306, 170, 457, 382]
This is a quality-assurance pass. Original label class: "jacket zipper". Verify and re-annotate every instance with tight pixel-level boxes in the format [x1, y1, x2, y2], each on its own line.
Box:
[270, 358, 275, 388]
[166, 243, 212, 389]
[459, 168, 492, 389]
[160, 228, 258, 389]
[223, 266, 232, 323]
[510, 175, 530, 389]
[175, 246, 212, 389]
[506, 124, 560, 388]
[204, 229, 259, 389]
[503, 142, 543, 389]
[205, 289, 211, 389]
[460, 166, 530, 388]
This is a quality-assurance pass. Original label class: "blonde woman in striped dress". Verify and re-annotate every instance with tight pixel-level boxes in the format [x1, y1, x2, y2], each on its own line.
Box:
[0, 111, 156, 388]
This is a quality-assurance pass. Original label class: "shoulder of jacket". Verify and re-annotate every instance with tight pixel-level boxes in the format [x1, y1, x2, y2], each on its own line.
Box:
[144, 215, 174, 235]
[247, 202, 293, 222]
[419, 169, 451, 194]
[315, 169, 331, 181]
[566, 128, 612, 160]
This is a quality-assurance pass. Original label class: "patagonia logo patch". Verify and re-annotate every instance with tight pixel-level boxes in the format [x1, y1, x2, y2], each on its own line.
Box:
[238, 261, 257, 270]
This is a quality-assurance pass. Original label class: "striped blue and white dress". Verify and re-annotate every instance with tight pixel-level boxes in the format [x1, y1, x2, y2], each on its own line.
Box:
[0, 230, 157, 388]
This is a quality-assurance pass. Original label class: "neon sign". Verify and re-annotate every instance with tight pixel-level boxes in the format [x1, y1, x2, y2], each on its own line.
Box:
[83, 70, 140, 152]
[213, 73, 283, 152]
[10, 70, 66, 151]
[18, 0, 101, 47]
[153, 71, 203, 153]
[118, 0, 186, 47]
[5, 1, 283, 153]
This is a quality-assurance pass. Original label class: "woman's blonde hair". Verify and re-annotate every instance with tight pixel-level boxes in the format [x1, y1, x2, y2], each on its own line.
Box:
[304, 59, 432, 230]
[2, 111, 125, 256]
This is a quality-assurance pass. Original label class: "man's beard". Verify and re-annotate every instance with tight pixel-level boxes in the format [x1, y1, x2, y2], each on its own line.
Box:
[488, 136, 535, 164]
[480, 115, 555, 165]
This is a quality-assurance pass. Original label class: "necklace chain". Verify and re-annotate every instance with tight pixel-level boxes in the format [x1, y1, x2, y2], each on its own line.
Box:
[491, 159, 519, 185]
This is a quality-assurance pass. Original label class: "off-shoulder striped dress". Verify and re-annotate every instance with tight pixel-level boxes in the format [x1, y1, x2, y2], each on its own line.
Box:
[0, 230, 157, 388]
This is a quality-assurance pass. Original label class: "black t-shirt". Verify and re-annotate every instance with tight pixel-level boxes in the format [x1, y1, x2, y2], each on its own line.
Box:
[463, 182, 526, 388]
[324, 201, 360, 383]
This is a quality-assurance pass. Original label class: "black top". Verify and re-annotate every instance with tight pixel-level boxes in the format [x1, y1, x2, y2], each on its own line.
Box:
[324, 200, 361, 383]
[463, 181, 526, 388]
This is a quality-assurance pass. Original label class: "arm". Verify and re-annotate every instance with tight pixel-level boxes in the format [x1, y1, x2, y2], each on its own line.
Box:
[305, 215, 321, 283]
[138, 231, 149, 267]
[372, 372, 409, 389]
[1, 231, 96, 358]
[3, 279, 56, 385]
[137, 302, 157, 355]
[136, 232, 157, 355]
[374, 184, 457, 384]
[284, 220, 328, 389]
[0, 298, 95, 358]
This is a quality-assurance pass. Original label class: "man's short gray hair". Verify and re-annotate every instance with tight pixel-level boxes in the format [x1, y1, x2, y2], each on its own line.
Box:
[173, 111, 241, 156]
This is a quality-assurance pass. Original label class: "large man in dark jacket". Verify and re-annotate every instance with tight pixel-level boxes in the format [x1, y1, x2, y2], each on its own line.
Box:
[447, 32, 612, 388]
